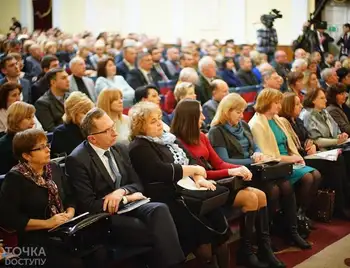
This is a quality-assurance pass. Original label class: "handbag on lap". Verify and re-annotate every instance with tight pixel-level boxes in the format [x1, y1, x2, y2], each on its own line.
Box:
[250, 161, 293, 181]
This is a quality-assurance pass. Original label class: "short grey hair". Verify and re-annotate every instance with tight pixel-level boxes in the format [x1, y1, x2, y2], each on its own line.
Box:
[321, 68, 334, 81]
[291, 59, 307, 72]
[198, 56, 216, 72]
[81, 107, 106, 137]
[137, 52, 151, 65]
[262, 70, 277, 83]
[179, 67, 199, 84]
[69, 56, 84, 69]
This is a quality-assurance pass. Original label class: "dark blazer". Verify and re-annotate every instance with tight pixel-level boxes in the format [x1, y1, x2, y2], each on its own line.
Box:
[65, 141, 142, 214]
[337, 34, 350, 57]
[314, 31, 334, 54]
[236, 70, 259, 86]
[195, 75, 220, 105]
[31, 75, 49, 104]
[202, 99, 219, 125]
[0, 77, 31, 103]
[24, 56, 42, 83]
[0, 133, 16, 174]
[50, 123, 85, 157]
[129, 137, 195, 203]
[126, 69, 159, 90]
[35, 90, 68, 132]
[326, 104, 350, 135]
[218, 69, 242, 88]
[116, 61, 130, 79]
[0, 162, 74, 245]
[151, 62, 172, 81]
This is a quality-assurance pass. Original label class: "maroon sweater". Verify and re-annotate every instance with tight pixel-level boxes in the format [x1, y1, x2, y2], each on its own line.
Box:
[180, 132, 240, 180]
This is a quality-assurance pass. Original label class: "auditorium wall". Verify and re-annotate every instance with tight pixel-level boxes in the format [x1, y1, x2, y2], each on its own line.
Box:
[1, 0, 315, 45]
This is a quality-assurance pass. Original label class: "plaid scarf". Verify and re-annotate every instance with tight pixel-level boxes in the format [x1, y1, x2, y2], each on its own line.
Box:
[12, 162, 64, 217]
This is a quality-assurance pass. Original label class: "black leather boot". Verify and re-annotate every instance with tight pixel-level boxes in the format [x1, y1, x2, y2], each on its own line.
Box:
[256, 207, 286, 268]
[237, 211, 268, 268]
[282, 192, 311, 249]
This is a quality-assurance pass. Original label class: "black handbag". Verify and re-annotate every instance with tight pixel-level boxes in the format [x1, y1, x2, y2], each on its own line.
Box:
[48, 212, 111, 256]
[250, 161, 293, 181]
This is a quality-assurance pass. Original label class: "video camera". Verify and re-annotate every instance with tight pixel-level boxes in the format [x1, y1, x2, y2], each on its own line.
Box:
[263, 9, 283, 21]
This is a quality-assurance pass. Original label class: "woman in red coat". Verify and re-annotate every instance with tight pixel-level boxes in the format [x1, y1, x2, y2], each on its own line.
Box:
[171, 99, 285, 268]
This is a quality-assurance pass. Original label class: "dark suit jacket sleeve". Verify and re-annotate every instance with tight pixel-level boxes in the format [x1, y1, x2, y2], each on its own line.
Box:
[328, 108, 350, 135]
[116, 62, 127, 79]
[65, 155, 104, 214]
[0, 172, 30, 231]
[35, 99, 56, 132]
[50, 126, 68, 157]
[114, 143, 142, 194]
[203, 103, 215, 124]
[129, 140, 183, 184]
[126, 70, 142, 90]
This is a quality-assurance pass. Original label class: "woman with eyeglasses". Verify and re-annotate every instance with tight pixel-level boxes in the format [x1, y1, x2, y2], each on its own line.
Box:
[0, 129, 91, 267]
[0, 101, 36, 174]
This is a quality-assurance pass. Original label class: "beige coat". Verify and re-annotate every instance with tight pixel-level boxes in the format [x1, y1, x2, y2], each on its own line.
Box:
[248, 113, 300, 159]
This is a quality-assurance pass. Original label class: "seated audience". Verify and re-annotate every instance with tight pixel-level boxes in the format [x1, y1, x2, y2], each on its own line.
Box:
[149, 47, 172, 81]
[262, 70, 283, 91]
[326, 83, 350, 135]
[0, 102, 36, 174]
[127, 52, 158, 90]
[280, 92, 350, 219]
[171, 99, 285, 267]
[219, 57, 243, 88]
[300, 87, 348, 149]
[116, 46, 137, 79]
[0, 82, 42, 132]
[66, 108, 185, 268]
[24, 44, 42, 83]
[0, 128, 103, 268]
[272, 50, 291, 91]
[8, 52, 25, 79]
[89, 40, 108, 70]
[236, 57, 259, 87]
[196, 56, 219, 104]
[95, 57, 134, 108]
[320, 52, 334, 70]
[97, 88, 130, 143]
[134, 84, 170, 132]
[128, 101, 229, 268]
[0, 55, 31, 103]
[320, 68, 338, 89]
[288, 72, 305, 101]
[31, 55, 60, 103]
[51, 92, 94, 157]
[35, 68, 70, 132]
[203, 79, 229, 125]
[291, 59, 307, 73]
[303, 71, 319, 94]
[249, 89, 321, 223]
[76, 43, 95, 71]
[69, 57, 97, 102]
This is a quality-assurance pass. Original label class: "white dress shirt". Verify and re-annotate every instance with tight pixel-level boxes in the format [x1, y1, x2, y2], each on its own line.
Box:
[89, 142, 120, 182]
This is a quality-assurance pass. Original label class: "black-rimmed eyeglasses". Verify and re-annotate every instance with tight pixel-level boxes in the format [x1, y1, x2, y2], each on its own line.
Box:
[30, 143, 51, 152]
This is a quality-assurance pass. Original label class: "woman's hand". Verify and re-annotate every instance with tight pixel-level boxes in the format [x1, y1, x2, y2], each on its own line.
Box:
[251, 152, 264, 163]
[304, 139, 314, 151]
[306, 144, 317, 155]
[195, 178, 216, 191]
[64, 208, 75, 220]
[228, 166, 252, 181]
[46, 213, 69, 229]
[126, 192, 147, 202]
[194, 166, 207, 178]
[337, 133, 349, 144]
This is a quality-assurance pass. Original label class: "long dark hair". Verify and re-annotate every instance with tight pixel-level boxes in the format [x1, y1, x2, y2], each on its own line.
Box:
[171, 99, 201, 145]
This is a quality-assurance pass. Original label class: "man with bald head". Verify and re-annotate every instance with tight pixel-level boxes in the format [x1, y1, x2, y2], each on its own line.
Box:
[272, 50, 291, 92]
[24, 44, 43, 83]
[203, 79, 229, 124]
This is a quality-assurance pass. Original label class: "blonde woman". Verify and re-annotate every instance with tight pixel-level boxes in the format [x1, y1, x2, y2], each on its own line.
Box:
[51, 91, 94, 157]
[97, 88, 130, 143]
[303, 70, 320, 94]
[0, 101, 36, 174]
[173, 82, 197, 103]
[44, 41, 58, 55]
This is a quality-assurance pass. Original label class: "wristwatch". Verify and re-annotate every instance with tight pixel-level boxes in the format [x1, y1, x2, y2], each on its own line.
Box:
[122, 196, 128, 205]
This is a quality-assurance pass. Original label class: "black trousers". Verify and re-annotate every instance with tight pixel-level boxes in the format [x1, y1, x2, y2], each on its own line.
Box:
[110, 202, 185, 268]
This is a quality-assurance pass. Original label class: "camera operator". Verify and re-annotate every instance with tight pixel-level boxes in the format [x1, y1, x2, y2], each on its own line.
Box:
[256, 12, 280, 62]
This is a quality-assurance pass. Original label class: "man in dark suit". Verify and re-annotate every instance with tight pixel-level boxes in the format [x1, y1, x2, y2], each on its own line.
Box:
[236, 57, 259, 87]
[203, 79, 229, 124]
[196, 56, 220, 104]
[31, 55, 60, 103]
[314, 21, 334, 58]
[127, 52, 158, 89]
[149, 47, 172, 81]
[271, 50, 291, 92]
[116, 46, 137, 79]
[0, 55, 31, 103]
[337, 23, 350, 59]
[35, 68, 70, 132]
[65, 108, 185, 268]
[24, 44, 42, 83]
